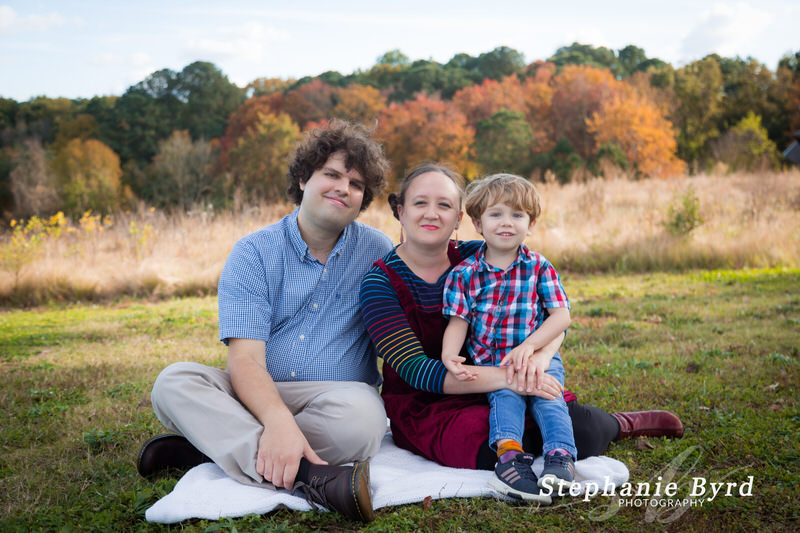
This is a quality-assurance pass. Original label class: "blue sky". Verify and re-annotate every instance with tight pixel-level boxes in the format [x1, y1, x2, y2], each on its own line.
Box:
[1, 1, 796, 102]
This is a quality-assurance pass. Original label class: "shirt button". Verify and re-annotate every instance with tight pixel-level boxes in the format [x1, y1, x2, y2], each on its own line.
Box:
[291, 371, 296, 377]
[313, 303, 318, 309]
[299, 334, 305, 340]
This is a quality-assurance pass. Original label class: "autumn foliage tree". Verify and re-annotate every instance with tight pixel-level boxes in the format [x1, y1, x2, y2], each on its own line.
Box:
[149, 131, 220, 210]
[245, 77, 294, 97]
[377, 94, 475, 185]
[219, 94, 284, 167]
[50, 139, 130, 215]
[587, 86, 686, 178]
[548, 65, 620, 161]
[282, 79, 336, 129]
[227, 113, 300, 201]
[452, 76, 527, 125]
[332, 84, 386, 124]
[9, 139, 60, 217]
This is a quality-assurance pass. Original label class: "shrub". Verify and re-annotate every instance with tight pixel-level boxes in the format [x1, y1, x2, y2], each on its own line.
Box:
[664, 186, 704, 236]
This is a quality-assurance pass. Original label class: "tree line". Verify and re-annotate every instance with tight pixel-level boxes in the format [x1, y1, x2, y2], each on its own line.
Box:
[1, 43, 799, 218]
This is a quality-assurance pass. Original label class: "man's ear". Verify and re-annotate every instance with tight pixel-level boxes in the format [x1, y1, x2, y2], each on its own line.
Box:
[299, 179, 306, 191]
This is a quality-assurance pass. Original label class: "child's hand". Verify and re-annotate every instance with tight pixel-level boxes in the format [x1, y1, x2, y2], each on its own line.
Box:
[527, 352, 552, 391]
[499, 343, 535, 376]
[442, 354, 478, 381]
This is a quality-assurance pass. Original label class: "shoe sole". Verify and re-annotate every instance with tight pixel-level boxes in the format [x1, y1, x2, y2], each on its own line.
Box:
[488, 475, 552, 505]
[351, 461, 375, 522]
[538, 474, 575, 495]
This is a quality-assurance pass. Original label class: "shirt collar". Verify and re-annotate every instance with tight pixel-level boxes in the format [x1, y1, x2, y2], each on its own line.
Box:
[286, 207, 352, 263]
[476, 242, 533, 272]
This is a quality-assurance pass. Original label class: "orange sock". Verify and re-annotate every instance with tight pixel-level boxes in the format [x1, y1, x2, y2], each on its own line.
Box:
[496, 440, 524, 459]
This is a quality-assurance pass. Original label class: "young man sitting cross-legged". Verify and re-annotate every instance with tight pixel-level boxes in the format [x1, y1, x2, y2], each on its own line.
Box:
[137, 120, 394, 522]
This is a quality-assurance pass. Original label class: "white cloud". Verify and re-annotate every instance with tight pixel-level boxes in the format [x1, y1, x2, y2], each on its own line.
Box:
[0, 4, 81, 34]
[88, 51, 156, 95]
[91, 52, 120, 67]
[680, 2, 772, 62]
[91, 51, 152, 69]
[182, 22, 290, 64]
[130, 52, 151, 67]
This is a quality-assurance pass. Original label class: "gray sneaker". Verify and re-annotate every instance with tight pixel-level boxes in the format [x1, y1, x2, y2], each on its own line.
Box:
[538, 450, 576, 493]
[488, 453, 552, 504]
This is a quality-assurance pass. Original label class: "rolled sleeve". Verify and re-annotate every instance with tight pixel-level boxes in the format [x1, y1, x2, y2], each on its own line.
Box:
[442, 269, 471, 320]
[218, 239, 272, 345]
[536, 259, 570, 310]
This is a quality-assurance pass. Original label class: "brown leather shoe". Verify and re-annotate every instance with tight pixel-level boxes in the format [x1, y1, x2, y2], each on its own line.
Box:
[292, 460, 374, 522]
[136, 434, 211, 478]
[613, 410, 684, 439]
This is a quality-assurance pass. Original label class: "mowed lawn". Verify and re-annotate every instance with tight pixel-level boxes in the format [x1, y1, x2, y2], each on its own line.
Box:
[1, 268, 798, 532]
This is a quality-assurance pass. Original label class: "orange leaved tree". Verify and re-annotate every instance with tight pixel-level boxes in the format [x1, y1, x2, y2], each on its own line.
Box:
[452, 75, 527, 125]
[332, 84, 387, 124]
[548, 65, 621, 160]
[377, 94, 475, 186]
[587, 86, 686, 178]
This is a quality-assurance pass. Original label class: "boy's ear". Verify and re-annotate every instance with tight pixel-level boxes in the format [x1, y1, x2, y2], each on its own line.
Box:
[527, 219, 536, 234]
[471, 216, 482, 235]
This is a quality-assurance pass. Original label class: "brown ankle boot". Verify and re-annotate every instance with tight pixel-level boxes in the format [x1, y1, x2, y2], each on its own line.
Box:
[613, 410, 684, 439]
[292, 460, 374, 522]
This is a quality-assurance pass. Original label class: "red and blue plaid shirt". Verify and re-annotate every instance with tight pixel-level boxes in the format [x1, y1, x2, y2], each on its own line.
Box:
[442, 243, 569, 366]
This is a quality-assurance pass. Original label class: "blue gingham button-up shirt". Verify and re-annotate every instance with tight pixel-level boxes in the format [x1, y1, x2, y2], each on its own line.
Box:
[218, 208, 393, 385]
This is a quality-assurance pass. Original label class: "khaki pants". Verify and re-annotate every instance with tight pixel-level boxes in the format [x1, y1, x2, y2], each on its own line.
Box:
[151, 361, 387, 487]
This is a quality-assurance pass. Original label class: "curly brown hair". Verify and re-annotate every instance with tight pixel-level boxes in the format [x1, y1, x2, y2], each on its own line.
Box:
[287, 119, 390, 211]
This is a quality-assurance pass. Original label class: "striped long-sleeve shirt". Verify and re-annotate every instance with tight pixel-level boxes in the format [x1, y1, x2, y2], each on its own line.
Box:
[359, 240, 483, 394]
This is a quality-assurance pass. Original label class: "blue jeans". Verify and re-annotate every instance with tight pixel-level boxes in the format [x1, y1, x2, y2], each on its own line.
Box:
[486, 352, 577, 458]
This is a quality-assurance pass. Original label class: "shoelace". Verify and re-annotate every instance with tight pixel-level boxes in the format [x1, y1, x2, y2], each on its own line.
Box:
[292, 476, 332, 511]
[546, 452, 576, 475]
[509, 455, 538, 480]
[547, 453, 570, 465]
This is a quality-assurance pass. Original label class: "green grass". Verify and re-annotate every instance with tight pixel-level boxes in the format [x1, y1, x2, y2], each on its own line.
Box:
[1, 268, 798, 532]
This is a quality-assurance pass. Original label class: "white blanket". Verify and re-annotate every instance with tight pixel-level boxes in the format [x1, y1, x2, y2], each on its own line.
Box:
[146, 433, 628, 523]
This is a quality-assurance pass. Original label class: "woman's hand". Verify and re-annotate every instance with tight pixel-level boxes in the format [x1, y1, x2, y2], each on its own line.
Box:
[508, 364, 563, 400]
[504, 330, 565, 398]
[505, 348, 563, 399]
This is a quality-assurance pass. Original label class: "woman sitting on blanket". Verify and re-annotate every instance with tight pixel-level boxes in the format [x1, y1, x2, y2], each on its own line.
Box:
[359, 163, 684, 478]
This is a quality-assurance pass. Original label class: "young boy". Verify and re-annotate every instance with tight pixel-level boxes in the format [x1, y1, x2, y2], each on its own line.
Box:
[441, 173, 575, 503]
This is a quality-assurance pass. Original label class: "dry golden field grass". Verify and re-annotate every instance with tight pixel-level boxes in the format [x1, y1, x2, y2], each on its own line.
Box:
[1, 170, 799, 306]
